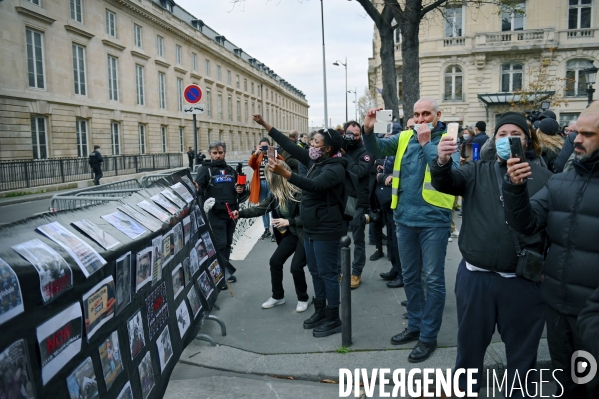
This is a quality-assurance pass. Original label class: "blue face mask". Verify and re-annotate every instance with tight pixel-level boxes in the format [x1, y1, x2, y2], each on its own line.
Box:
[414, 123, 435, 132]
[495, 137, 511, 160]
[463, 134, 470, 141]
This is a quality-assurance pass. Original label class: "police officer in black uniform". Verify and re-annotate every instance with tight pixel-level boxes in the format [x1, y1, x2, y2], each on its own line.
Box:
[89, 145, 103, 185]
[194, 140, 246, 284]
[187, 147, 195, 170]
[342, 121, 375, 290]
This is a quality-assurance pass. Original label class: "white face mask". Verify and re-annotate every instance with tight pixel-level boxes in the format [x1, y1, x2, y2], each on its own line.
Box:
[463, 134, 470, 140]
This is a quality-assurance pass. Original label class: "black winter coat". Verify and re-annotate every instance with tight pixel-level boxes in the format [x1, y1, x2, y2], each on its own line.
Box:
[268, 127, 346, 241]
[578, 285, 599, 362]
[502, 151, 599, 315]
[238, 193, 303, 241]
[431, 158, 552, 272]
[344, 140, 374, 208]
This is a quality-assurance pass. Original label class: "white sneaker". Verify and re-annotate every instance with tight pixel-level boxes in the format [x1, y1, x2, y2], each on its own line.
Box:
[448, 237, 453, 242]
[451, 229, 460, 238]
[262, 297, 285, 309]
[296, 301, 309, 313]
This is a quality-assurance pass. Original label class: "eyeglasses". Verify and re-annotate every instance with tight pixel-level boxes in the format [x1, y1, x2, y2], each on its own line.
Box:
[319, 128, 332, 139]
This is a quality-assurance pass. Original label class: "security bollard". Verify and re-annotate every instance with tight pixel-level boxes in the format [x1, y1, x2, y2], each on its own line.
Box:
[340, 235, 352, 347]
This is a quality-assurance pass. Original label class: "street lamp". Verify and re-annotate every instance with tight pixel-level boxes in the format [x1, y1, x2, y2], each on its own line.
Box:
[348, 88, 357, 121]
[583, 65, 598, 107]
[320, 0, 329, 128]
[333, 57, 348, 122]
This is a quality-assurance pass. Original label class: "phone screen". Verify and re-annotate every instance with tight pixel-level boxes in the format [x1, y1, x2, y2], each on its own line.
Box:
[509, 137, 524, 160]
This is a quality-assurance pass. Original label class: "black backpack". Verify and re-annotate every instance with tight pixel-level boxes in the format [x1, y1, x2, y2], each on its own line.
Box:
[334, 169, 359, 222]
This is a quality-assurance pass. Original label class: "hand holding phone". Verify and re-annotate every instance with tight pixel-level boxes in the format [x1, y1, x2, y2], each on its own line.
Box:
[267, 146, 276, 161]
[509, 137, 524, 161]
[447, 123, 459, 142]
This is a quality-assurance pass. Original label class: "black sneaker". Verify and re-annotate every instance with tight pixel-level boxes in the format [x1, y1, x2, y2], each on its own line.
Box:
[260, 229, 270, 239]
[227, 275, 237, 283]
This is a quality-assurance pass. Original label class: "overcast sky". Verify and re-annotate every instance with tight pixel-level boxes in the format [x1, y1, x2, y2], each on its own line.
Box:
[177, 0, 375, 129]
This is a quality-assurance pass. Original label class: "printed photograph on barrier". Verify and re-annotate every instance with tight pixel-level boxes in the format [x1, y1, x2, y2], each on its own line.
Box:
[37, 221, 107, 278]
[171, 264, 185, 299]
[196, 239, 208, 266]
[151, 236, 163, 286]
[193, 205, 205, 228]
[36, 302, 82, 385]
[161, 188, 185, 209]
[201, 232, 216, 257]
[189, 248, 199, 277]
[137, 200, 171, 223]
[173, 223, 183, 255]
[66, 357, 98, 399]
[135, 247, 153, 292]
[161, 230, 174, 268]
[182, 257, 191, 286]
[156, 326, 174, 374]
[98, 330, 123, 391]
[127, 310, 145, 359]
[190, 210, 197, 234]
[138, 351, 155, 399]
[150, 194, 178, 215]
[0, 257, 24, 326]
[183, 215, 191, 244]
[175, 300, 191, 338]
[171, 182, 194, 204]
[72, 219, 120, 250]
[180, 176, 196, 197]
[146, 282, 168, 341]
[118, 204, 162, 232]
[197, 271, 214, 300]
[115, 252, 132, 315]
[102, 212, 146, 240]
[208, 260, 224, 285]
[0, 339, 36, 399]
[82, 276, 116, 341]
[186, 285, 202, 319]
[116, 381, 133, 399]
[12, 239, 73, 304]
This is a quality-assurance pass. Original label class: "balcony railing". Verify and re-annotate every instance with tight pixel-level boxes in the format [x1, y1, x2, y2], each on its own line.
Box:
[443, 94, 465, 102]
[0, 153, 183, 192]
[443, 37, 466, 47]
[567, 29, 594, 39]
[474, 29, 555, 48]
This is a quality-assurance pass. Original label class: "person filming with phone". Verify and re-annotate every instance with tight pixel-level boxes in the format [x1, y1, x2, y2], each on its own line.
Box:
[431, 113, 552, 396]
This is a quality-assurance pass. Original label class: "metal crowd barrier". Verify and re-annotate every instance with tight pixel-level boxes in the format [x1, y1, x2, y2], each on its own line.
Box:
[49, 178, 142, 212]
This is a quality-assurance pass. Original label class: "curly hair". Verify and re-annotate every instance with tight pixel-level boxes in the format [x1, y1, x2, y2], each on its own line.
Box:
[317, 129, 343, 156]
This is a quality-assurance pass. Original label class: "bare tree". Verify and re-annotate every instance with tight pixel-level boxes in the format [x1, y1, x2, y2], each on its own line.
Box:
[356, 87, 376, 123]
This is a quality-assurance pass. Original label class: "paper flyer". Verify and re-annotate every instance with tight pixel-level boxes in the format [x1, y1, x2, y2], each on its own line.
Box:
[173, 223, 183, 255]
[138, 351, 155, 399]
[36, 302, 82, 385]
[127, 310, 146, 359]
[197, 271, 214, 300]
[182, 257, 191, 287]
[208, 259, 224, 285]
[0, 257, 24, 326]
[171, 182, 194, 203]
[98, 330, 123, 390]
[186, 285, 202, 319]
[0, 339, 36, 399]
[183, 215, 191, 244]
[136, 247, 153, 292]
[116, 382, 133, 399]
[156, 326, 174, 373]
[201, 232, 216, 257]
[72, 219, 121, 250]
[151, 236, 163, 286]
[190, 209, 197, 234]
[175, 300, 191, 338]
[151, 194, 179, 215]
[189, 244, 199, 276]
[118, 204, 162, 232]
[171, 264, 185, 299]
[194, 205, 206, 228]
[115, 252, 132, 315]
[82, 276, 116, 341]
[102, 211, 146, 240]
[145, 282, 168, 341]
[196, 239, 209, 266]
[12, 239, 73, 304]
[37, 221, 106, 278]
[66, 357, 98, 399]
[161, 230, 174, 268]
[161, 188, 186, 209]
[180, 175, 197, 197]
[137, 200, 171, 223]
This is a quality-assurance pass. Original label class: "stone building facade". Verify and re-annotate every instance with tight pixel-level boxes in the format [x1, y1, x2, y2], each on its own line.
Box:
[368, 0, 599, 128]
[0, 0, 309, 160]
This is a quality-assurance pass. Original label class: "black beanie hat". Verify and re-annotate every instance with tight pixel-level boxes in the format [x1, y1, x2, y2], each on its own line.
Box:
[538, 118, 560, 136]
[494, 114, 530, 141]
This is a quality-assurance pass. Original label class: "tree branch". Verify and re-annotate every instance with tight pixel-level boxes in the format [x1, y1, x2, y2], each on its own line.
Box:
[355, 0, 383, 26]
[421, 0, 450, 17]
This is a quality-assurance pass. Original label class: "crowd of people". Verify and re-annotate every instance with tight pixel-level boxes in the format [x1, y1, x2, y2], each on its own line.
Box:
[193, 97, 599, 397]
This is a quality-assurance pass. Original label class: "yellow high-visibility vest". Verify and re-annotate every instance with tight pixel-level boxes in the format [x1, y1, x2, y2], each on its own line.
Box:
[390, 130, 455, 210]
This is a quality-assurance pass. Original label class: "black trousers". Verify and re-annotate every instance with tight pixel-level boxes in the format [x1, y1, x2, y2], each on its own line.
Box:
[92, 166, 103, 185]
[207, 213, 236, 274]
[270, 231, 308, 302]
[546, 306, 599, 398]
[385, 210, 402, 278]
[455, 260, 545, 397]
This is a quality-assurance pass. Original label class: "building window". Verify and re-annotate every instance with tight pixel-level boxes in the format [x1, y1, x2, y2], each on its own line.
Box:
[135, 65, 144, 105]
[444, 65, 463, 101]
[565, 59, 594, 97]
[217, 65, 222, 81]
[444, 5, 463, 37]
[134, 24, 142, 48]
[206, 89, 212, 117]
[205, 59, 210, 76]
[251, 82, 255, 95]
[244, 79, 247, 91]
[76, 119, 88, 157]
[245, 101, 248, 122]
[27, 0, 40, 5]
[559, 112, 579, 127]
[501, 63, 523, 92]
[31, 117, 47, 159]
[105, 10, 116, 37]
[139, 124, 146, 154]
[192, 53, 197, 71]
[258, 103, 261, 115]
[179, 127, 184, 152]
[569, 0, 592, 30]
[257, 84, 261, 97]
[251, 102, 255, 117]
[267, 106, 270, 122]
[237, 99, 241, 122]
[236, 75, 240, 89]
[177, 78, 183, 111]
[501, 1, 525, 32]
[176, 45, 182, 64]
[26, 29, 45, 89]
[72, 44, 86, 95]
[161, 126, 167, 153]
[111, 122, 120, 155]
[70, 0, 83, 22]
[107, 55, 119, 101]
[227, 95, 233, 120]
[157, 35, 164, 57]
[217, 92, 223, 119]
[207, 129, 212, 144]
[158, 72, 166, 109]
[227, 70, 231, 85]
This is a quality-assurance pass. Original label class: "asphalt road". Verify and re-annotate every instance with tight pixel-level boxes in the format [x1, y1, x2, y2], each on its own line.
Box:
[0, 198, 52, 225]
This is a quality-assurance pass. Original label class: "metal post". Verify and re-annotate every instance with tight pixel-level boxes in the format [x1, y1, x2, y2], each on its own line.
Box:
[115, 156, 119, 176]
[193, 114, 198, 170]
[344, 56, 348, 122]
[320, 0, 328, 129]
[588, 87, 596, 107]
[340, 235, 352, 347]
[60, 159, 65, 183]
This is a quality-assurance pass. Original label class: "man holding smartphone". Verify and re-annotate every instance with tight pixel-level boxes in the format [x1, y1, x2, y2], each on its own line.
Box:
[431, 113, 552, 396]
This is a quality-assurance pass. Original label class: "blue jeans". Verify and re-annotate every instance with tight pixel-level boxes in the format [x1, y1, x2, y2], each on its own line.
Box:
[259, 179, 271, 229]
[396, 223, 449, 343]
[304, 238, 340, 308]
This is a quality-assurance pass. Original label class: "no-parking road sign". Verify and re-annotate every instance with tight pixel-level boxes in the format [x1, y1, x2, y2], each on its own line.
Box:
[183, 84, 203, 104]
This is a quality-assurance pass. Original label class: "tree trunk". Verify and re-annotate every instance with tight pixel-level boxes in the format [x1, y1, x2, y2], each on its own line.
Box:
[378, 23, 399, 119]
[398, 0, 422, 120]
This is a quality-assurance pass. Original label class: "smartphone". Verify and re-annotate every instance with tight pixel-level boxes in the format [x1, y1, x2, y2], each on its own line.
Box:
[509, 137, 524, 160]
[261, 145, 268, 154]
[376, 110, 393, 123]
[267, 146, 276, 161]
[447, 123, 459, 142]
